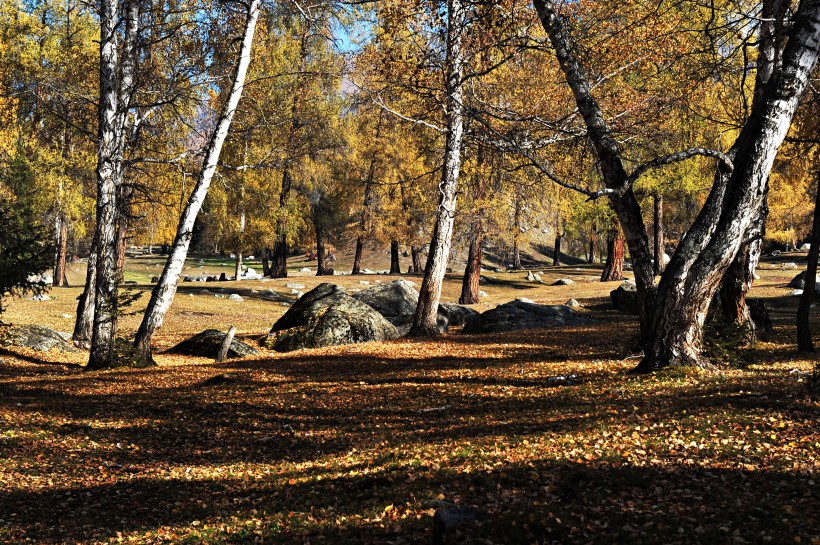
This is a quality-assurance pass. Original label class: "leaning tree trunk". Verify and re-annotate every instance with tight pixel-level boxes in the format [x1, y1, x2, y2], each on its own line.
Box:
[132, 0, 261, 364]
[534, 0, 656, 342]
[459, 222, 483, 304]
[389, 240, 401, 274]
[73, 240, 97, 348]
[797, 171, 820, 352]
[636, 0, 820, 371]
[409, 0, 466, 336]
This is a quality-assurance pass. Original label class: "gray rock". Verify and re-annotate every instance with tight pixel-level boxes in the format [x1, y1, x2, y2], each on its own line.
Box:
[565, 298, 581, 308]
[358, 280, 371, 285]
[788, 271, 820, 291]
[611, 281, 640, 314]
[771, 250, 782, 256]
[0, 325, 77, 353]
[168, 329, 259, 358]
[791, 289, 804, 296]
[300, 267, 312, 273]
[352, 279, 447, 335]
[438, 302, 480, 327]
[478, 290, 489, 297]
[30, 294, 51, 301]
[265, 283, 400, 352]
[228, 294, 244, 302]
[462, 299, 596, 334]
[526, 271, 543, 282]
[782, 262, 799, 270]
[800, 243, 811, 251]
[552, 278, 575, 286]
[286, 283, 305, 289]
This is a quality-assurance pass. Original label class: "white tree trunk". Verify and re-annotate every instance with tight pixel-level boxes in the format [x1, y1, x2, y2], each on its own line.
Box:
[638, 0, 820, 371]
[409, 0, 466, 336]
[133, 0, 262, 361]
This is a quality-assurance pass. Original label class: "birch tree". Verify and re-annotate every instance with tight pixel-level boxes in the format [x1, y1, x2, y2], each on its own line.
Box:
[133, 0, 261, 364]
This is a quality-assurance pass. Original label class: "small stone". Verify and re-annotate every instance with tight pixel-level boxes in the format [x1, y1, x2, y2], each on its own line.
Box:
[228, 294, 243, 302]
[552, 278, 575, 286]
[565, 298, 581, 308]
[478, 290, 489, 297]
[359, 280, 371, 285]
[286, 283, 305, 289]
[782, 262, 798, 270]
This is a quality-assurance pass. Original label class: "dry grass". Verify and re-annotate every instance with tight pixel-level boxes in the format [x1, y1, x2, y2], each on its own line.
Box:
[0, 253, 817, 544]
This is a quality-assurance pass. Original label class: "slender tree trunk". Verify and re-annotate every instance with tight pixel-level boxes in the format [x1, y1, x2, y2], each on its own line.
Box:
[270, 169, 291, 278]
[390, 240, 401, 274]
[601, 225, 624, 282]
[459, 223, 482, 304]
[352, 236, 364, 275]
[234, 251, 243, 280]
[553, 232, 562, 266]
[653, 193, 664, 276]
[73, 239, 97, 348]
[54, 213, 69, 286]
[409, 0, 466, 336]
[637, 1, 820, 371]
[261, 247, 271, 276]
[133, 0, 261, 363]
[797, 171, 820, 352]
[587, 222, 596, 263]
[511, 184, 522, 269]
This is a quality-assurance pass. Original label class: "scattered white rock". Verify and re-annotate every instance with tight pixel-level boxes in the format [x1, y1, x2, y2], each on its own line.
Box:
[791, 289, 804, 296]
[516, 297, 536, 304]
[60, 313, 72, 319]
[300, 267, 312, 273]
[800, 243, 811, 251]
[290, 289, 301, 294]
[478, 290, 489, 297]
[30, 294, 51, 301]
[228, 294, 244, 302]
[286, 283, 305, 289]
[565, 299, 581, 308]
[359, 280, 371, 285]
[782, 262, 799, 270]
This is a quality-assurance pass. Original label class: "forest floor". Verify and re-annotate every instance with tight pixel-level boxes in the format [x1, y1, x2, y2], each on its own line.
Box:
[0, 252, 818, 544]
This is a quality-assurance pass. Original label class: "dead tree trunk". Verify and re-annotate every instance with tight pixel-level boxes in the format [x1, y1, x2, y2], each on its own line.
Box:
[409, 0, 466, 336]
[797, 171, 820, 352]
[133, 0, 261, 363]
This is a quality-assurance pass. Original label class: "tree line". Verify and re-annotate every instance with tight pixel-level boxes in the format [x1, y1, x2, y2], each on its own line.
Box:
[0, 0, 818, 371]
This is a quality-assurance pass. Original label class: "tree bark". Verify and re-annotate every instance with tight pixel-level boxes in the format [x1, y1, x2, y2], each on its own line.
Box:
[511, 184, 522, 270]
[73, 240, 97, 348]
[270, 169, 291, 278]
[390, 240, 401, 274]
[352, 236, 364, 275]
[316, 227, 332, 276]
[411, 247, 422, 274]
[653, 193, 664, 276]
[459, 223, 482, 304]
[637, 0, 820, 371]
[797, 171, 820, 352]
[87, 0, 139, 370]
[601, 225, 624, 282]
[587, 222, 596, 263]
[553, 231, 562, 266]
[132, 0, 261, 364]
[409, 0, 466, 336]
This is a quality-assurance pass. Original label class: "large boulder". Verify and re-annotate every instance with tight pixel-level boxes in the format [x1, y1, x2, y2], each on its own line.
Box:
[462, 299, 596, 334]
[788, 271, 820, 292]
[0, 325, 77, 353]
[611, 281, 640, 315]
[352, 279, 449, 334]
[438, 302, 480, 327]
[168, 329, 259, 358]
[265, 283, 399, 352]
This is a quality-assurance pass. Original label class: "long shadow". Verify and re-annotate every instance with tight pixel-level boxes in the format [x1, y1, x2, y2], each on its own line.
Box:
[0, 456, 815, 544]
